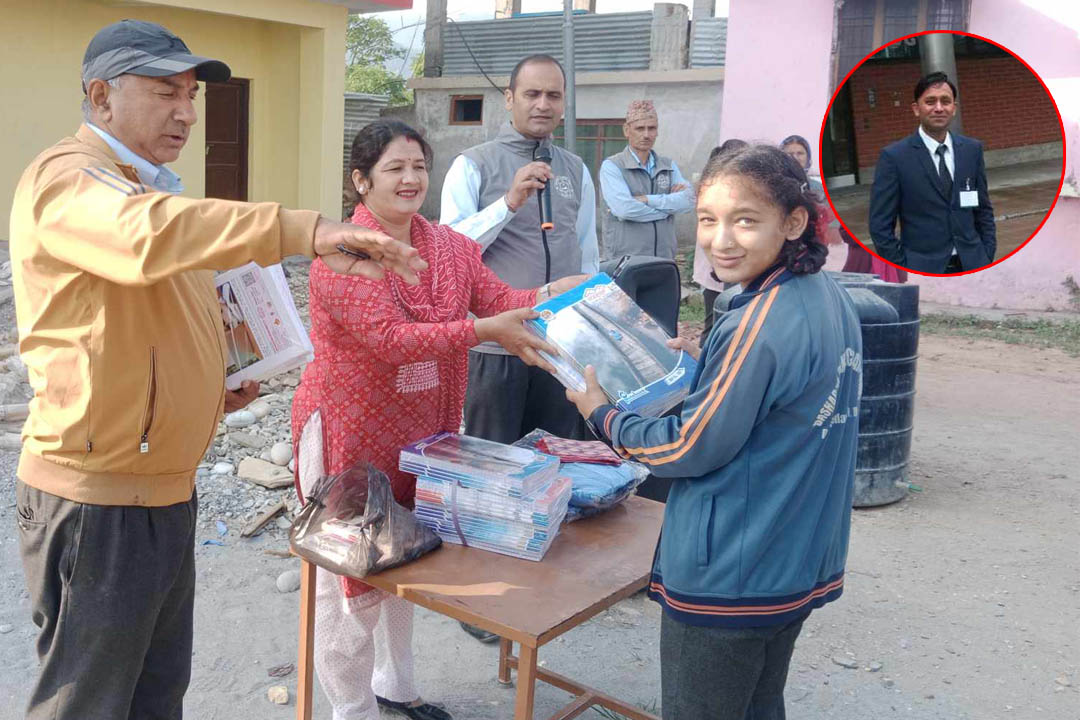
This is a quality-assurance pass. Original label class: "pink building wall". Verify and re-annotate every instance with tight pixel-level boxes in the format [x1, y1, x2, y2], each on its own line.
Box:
[720, 0, 1080, 310]
[716, 1, 835, 155]
[915, 0, 1080, 309]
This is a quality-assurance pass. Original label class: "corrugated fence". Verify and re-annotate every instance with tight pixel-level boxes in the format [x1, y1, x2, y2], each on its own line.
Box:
[690, 17, 727, 68]
[441, 11, 653, 76]
[343, 93, 389, 169]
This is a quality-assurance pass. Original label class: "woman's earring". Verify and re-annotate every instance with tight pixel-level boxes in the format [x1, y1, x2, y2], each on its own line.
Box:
[356, 184, 366, 194]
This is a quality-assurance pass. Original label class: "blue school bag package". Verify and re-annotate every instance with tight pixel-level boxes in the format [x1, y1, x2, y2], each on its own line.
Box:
[514, 430, 648, 522]
[526, 273, 696, 417]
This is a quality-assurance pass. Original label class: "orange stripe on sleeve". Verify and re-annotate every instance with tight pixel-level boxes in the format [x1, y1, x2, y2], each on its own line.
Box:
[636, 286, 779, 466]
[619, 293, 763, 458]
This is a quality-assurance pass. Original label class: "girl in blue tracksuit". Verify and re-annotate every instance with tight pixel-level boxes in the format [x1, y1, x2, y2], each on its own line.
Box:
[568, 144, 863, 720]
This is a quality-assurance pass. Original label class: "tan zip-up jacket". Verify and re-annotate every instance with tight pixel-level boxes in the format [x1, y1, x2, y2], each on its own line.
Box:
[9, 125, 319, 506]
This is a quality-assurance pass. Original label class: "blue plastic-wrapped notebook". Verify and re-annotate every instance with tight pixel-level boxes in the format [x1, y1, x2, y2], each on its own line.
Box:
[527, 273, 696, 417]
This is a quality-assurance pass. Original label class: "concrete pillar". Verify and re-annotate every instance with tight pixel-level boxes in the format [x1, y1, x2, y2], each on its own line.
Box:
[689, 0, 715, 63]
[919, 32, 963, 133]
[564, 0, 576, 152]
[423, 0, 446, 78]
[298, 26, 346, 216]
[649, 3, 690, 71]
[495, 0, 522, 20]
[692, 0, 715, 21]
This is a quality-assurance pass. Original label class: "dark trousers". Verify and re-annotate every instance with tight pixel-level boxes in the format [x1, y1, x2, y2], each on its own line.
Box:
[16, 479, 198, 720]
[700, 289, 721, 349]
[660, 611, 807, 720]
[464, 350, 587, 443]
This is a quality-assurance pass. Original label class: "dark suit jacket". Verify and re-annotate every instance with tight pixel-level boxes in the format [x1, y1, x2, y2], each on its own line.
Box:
[868, 131, 996, 273]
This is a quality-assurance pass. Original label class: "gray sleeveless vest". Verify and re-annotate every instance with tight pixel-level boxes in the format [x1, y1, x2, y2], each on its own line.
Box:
[602, 147, 677, 260]
[461, 122, 584, 290]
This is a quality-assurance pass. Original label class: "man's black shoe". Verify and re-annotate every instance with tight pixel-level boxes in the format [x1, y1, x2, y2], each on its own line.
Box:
[459, 620, 499, 644]
[375, 696, 452, 720]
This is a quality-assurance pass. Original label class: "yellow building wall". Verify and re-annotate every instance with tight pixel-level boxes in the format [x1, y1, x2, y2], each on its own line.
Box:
[0, 0, 348, 232]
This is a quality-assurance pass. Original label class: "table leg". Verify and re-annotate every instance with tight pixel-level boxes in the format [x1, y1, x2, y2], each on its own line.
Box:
[498, 638, 514, 685]
[513, 644, 538, 720]
[296, 560, 317, 720]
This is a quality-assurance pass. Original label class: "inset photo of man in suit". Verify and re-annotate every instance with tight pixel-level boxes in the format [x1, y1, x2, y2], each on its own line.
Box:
[821, 32, 1064, 277]
[869, 72, 995, 273]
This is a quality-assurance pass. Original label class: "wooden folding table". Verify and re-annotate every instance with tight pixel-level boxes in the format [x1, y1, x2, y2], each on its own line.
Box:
[294, 495, 665, 720]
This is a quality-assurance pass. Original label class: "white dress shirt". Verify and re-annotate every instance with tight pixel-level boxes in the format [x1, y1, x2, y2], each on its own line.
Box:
[439, 155, 600, 274]
[918, 125, 954, 181]
[87, 123, 185, 194]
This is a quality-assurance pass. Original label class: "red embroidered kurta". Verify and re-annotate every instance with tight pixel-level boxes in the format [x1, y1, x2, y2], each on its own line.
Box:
[292, 203, 537, 596]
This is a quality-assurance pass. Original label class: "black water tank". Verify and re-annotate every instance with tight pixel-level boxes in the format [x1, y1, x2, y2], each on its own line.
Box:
[838, 276, 920, 507]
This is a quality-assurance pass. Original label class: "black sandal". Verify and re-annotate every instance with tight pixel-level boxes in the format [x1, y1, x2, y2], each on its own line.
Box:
[375, 696, 453, 720]
[459, 620, 500, 644]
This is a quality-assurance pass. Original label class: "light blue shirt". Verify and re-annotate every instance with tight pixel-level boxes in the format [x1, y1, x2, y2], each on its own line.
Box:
[599, 147, 694, 223]
[88, 123, 185, 194]
[440, 155, 599, 274]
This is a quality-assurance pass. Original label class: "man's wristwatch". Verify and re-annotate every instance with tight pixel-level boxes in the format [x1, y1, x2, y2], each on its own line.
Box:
[538, 282, 552, 301]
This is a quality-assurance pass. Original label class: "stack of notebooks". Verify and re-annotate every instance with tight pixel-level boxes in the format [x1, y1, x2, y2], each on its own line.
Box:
[400, 432, 571, 561]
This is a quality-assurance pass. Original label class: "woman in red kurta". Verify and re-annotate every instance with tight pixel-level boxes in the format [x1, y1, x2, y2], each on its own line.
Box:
[291, 120, 583, 720]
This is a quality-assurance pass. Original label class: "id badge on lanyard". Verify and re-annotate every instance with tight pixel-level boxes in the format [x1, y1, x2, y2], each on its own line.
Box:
[959, 178, 979, 208]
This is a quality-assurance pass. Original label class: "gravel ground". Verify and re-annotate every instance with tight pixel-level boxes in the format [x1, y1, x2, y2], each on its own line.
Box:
[0, 263, 1076, 719]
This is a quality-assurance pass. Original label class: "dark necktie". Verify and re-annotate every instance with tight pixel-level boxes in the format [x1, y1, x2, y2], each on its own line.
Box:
[936, 144, 952, 197]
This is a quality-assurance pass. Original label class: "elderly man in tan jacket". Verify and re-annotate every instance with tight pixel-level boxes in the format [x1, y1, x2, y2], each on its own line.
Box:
[9, 19, 426, 720]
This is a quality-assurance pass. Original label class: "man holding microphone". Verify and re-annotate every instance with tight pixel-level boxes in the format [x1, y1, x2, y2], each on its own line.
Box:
[441, 53, 596, 643]
[441, 53, 597, 446]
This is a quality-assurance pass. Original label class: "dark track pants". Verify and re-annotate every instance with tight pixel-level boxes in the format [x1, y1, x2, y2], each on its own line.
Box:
[464, 350, 587, 443]
[660, 611, 807, 720]
[16, 479, 198, 720]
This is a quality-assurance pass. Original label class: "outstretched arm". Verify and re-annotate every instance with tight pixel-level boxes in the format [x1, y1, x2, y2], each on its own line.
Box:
[568, 288, 781, 479]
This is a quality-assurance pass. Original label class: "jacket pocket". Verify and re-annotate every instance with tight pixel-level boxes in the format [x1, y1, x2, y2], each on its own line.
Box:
[139, 347, 158, 454]
[696, 494, 714, 566]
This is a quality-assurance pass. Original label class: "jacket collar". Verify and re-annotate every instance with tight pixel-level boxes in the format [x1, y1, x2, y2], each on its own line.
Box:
[624, 145, 654, 170]
[75, 124, 138, 181]
[496, 121, 554, 160]
[729, 263, 795, 310]
[621, 145, 673, 174]
[908, 131, 948, 201]
[82, 123, 184, 192]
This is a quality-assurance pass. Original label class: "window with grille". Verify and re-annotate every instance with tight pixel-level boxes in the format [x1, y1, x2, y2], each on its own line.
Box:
[553, 120, 627, 195]
[835, 0, 966, 85]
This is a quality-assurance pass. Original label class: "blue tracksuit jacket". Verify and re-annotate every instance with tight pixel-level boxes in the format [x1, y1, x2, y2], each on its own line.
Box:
[590, 266, 863, 627]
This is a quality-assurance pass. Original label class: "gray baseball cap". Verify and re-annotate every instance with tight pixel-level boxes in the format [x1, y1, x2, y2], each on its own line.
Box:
[82, 20, 231, 92]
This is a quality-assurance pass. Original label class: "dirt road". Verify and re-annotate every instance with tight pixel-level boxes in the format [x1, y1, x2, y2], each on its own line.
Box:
[0, 332, 1076, 719]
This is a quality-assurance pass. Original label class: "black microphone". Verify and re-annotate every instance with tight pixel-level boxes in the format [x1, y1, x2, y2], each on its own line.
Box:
[533, 145, 554, 231]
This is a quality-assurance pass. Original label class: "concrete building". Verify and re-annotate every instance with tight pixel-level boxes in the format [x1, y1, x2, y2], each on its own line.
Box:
[1, 0, 409, 224]
[720, 0, 1078, 310]
[403, 1, 726, 255]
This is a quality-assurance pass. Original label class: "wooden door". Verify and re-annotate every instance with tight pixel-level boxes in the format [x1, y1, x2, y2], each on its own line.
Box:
[205, 79, 249, 201]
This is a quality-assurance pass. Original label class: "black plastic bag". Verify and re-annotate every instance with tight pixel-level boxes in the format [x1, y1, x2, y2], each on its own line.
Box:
[289, 462, 441, 578]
